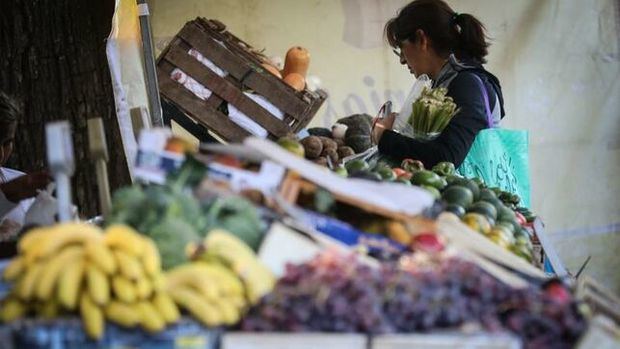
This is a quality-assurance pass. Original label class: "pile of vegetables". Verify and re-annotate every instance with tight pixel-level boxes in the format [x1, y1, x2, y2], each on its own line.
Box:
[107, 156, 265, 269]
[408, 87, 458, 140]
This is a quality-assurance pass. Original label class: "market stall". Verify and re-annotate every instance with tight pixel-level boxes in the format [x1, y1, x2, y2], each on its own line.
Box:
[1, 14, 619, 349]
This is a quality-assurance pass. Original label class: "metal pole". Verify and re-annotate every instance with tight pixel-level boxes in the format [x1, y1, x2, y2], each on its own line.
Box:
[137, 0, 163, 127]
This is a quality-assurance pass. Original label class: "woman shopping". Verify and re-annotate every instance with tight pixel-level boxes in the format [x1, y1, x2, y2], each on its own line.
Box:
[373, 0, 505, 168]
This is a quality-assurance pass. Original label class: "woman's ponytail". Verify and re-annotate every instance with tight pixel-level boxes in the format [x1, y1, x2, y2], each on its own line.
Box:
[454, 13, 489, 63]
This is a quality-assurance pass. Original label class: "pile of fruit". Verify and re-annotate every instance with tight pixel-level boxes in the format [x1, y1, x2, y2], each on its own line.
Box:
[0, 223, 178, 339]
[165, 230, 275, 327]
[337, 157, 536, 262]
[277, 114, 374, 169]
[242, 252, 586, 349]
[0, 222, 275, 339]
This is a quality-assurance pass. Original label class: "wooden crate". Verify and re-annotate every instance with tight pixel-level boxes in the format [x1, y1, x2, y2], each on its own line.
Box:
[157, 18, 327, 142]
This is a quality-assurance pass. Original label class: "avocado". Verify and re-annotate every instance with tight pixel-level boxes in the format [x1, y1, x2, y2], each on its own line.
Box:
[449, 178, 480, 201]
[471, 177, 486, 188]
[498, 205, 516, 222]
[479, 188, 497, 202]
[467, 201, 498, 221]
[411, 170, 446, 190]
[374, 165, 396, 181]
[395, 178, 412, 186]
[277, 138, 305, 157]
[345, 159, 369, 173]
[496, 221, 516, 234]
[420, 185, 441, 199]
[445, 204, 466, 218]
[445, 174, 461, 185]
[349, 170, 382, 182]
[334, 166, 348, 177]
[441, 185, 474, 207]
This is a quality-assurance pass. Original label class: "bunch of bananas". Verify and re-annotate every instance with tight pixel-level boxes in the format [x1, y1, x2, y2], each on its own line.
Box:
[167, 229, 275, 327]
[0, 223, 179, 339]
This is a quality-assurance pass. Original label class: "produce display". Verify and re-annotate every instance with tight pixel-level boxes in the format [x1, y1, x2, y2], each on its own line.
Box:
[276, 140, 537, 262]
[0, 128, 607, 349]
[242, 251, 587, 349]
[0, 223, 178, 339]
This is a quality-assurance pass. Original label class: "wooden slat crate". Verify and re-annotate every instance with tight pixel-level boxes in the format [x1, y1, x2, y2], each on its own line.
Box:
[157, 18, 327, 142]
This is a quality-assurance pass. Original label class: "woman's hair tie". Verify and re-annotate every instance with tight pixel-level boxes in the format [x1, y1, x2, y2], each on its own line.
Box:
[451, 12, 460, 24]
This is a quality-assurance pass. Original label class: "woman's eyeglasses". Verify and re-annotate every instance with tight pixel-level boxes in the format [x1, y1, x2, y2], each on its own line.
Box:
[392, 48, 402, 58]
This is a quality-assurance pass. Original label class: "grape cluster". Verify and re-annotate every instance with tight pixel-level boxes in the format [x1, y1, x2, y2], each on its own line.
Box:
[241, 253, 586, 349]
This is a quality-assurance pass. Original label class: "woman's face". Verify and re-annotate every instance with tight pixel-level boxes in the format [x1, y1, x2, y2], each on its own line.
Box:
[395, 31, 435, 78]
[0, 122, 16, 166]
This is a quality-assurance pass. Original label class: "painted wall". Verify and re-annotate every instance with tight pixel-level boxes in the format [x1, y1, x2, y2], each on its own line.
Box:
[149, 0, 620, 291]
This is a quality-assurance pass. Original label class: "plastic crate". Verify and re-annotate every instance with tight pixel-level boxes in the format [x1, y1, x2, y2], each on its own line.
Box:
[221, 332, 368, 349]
[9, 317, 220, 349]
[371, 333, 521, 349]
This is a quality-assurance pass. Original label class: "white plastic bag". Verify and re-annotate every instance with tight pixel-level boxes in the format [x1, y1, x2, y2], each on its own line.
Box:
[393, 74, 432, 135]
[23, 183, 77, 226]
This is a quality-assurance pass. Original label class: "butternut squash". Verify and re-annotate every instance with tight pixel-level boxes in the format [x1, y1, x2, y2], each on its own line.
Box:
[282, 46, 310, 78]
[261, 62, 282, 79]
[283, 73, 305, 92]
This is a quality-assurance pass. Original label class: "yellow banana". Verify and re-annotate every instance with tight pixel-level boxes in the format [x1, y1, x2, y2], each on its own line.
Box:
[0, 297, 27, 322]
[35, 246, 83, 301]
[80, 293, 104, 339]
[57, 258, 86, 310]
[104, 225, 145, 256]
[85, 241, 116, 275]
[17, 226, 51, 254]
[17, 261, 45, 300]
[198, 263, 245, 296]
[167, 276, 218, 302]
[213, 298, 240, 325]
[113, 249, 143, 280]
[152, 292, 180, 324]
[165, 264, 220, 301]
[135, 276, 153, 300]
[136, 301, 166, 333]
[227, 294, 248, 310]
[111, 276, 137, 303]
[3, 256, 25, 282]
[169, 286, 223, 327]
[104, 301, 139, 327]
[204, 230, 256, 261]
[86, 263, 110, 305]
[38, 299, 60, 319]
[150, 274, 166, 292]
[25, 223, 102, 264]
[141, 238, 161, 277]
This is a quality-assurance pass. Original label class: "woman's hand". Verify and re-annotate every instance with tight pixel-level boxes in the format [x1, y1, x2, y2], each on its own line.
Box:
[0, 171, 51, 203]
[371, 112, 397, 144]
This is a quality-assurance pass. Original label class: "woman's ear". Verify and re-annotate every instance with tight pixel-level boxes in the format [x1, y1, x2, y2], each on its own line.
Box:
[416, 29, 429, 51]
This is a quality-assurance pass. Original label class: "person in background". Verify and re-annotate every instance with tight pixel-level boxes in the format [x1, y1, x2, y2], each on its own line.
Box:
[0, 91, 50, 232]
[373, 0, 505, 168]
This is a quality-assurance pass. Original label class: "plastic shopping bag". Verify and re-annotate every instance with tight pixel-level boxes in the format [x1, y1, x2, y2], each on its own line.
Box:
[393, 74, 432, 135]
[457, 129, 531, 208]
[24, 184, 78, 226]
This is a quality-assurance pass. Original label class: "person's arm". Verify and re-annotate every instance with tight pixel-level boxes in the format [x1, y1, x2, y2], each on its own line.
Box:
[0, 188, 18, 218]
[0, 171, 51, 219]
[377, 72, 491, 168]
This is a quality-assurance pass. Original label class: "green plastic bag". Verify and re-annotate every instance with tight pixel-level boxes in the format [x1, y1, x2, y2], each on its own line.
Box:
[457, 129, 531, 208]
